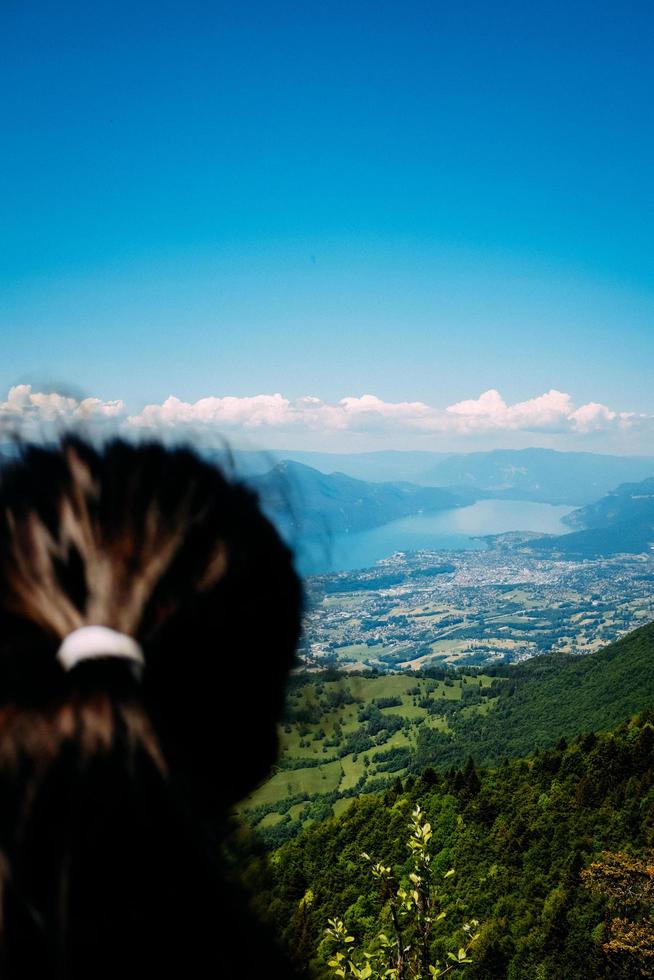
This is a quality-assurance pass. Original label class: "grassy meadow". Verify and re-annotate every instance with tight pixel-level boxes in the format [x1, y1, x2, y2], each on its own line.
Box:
[240, 671, 498, 843]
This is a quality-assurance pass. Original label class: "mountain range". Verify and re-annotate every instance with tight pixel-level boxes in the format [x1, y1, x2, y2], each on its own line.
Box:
[230, 447, 654, 505]
[247, 453, 654, 556]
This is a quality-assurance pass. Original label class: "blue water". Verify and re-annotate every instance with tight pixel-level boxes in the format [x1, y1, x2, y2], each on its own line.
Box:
[295, 499, 574, 575]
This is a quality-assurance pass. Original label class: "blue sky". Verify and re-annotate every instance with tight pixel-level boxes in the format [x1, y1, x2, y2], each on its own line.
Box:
[2, 0, 653, 452]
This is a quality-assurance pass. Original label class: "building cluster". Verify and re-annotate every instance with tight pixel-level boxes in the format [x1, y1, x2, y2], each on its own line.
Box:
[298, 549, 654, 670]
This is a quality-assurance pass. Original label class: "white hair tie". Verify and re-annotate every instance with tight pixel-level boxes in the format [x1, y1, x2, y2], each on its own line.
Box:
[57, 626, 145, 674]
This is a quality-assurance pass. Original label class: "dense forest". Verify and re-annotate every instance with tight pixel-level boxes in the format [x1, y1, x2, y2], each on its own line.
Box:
[238, 713, 654, 978]
[232, 622, 654, 978]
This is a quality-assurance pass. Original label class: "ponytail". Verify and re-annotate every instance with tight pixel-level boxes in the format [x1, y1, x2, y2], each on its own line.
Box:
[0, 434, 303, 976]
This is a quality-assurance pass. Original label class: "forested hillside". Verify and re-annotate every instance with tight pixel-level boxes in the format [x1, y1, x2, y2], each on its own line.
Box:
[417, 619, 654, 768]
[244, 713, 654, 979]
[244, 622, 654, 847]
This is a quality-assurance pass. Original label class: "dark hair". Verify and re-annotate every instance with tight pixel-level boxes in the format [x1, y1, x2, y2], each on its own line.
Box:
[0, 435, 303, 977]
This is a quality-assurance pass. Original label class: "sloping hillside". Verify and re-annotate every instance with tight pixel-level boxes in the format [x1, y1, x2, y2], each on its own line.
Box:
[527, 476, 654, 557]
[252, 460, 472, 537]
[244, 620, 654, 845]
[430, 618, 654, 767]
[255, 712, 654, 979]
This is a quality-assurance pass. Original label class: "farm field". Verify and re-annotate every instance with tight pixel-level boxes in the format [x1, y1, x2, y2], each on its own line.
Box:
[240, 670, 498, 843]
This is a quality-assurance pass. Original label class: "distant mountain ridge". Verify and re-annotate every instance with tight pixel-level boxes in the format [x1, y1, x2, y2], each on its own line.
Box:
[4, 445, 653, 508]
[224, 447, 654, 506]
[416, 447, 654, 504]
[564, 476, 654, 529]
[250, 459, 474, 539]
[242, 452, 654, 554]
[220, 451, 654, 562]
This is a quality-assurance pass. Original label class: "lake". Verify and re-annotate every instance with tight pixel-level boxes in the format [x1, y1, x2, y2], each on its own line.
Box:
[295, 499, 575, 575]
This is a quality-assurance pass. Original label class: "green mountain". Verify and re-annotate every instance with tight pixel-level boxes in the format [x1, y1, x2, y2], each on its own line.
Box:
[432, 619, 654, 766]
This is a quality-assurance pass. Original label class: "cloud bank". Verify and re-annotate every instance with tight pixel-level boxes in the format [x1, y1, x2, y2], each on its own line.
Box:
[125, 387, 637, 436]
[0, 385, 125, 429]
[0, 384, 648, 451]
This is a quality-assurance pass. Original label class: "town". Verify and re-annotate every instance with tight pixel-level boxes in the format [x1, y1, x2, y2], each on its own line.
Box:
[298, 542, 654, 670]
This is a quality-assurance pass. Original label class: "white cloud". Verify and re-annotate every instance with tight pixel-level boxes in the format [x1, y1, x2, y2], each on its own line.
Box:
[0, 385, 125, 431]
[0, 385, 648, 449]
[127, 392, 441, 434]
[446, 388, 509, 419]
[126, 387, 650, 442]
[569, 401, 633, 433]
[444, 388, 639, 435]
[127, 393, 296, 429]
[446, 388, 575, 432]
[338, 394, 434, 429]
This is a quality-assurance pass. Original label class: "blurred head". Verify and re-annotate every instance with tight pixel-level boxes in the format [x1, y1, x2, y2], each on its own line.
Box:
[0, 434, 303, 975]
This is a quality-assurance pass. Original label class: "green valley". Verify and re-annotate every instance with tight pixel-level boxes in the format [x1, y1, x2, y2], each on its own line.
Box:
[242, 621, 654, 849]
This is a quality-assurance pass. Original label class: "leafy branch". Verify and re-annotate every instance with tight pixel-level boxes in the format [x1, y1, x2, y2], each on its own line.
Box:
[324, 806, 480, 979]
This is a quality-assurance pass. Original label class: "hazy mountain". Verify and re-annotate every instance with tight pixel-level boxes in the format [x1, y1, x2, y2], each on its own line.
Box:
[250, 460, 473, 538]
[527, 476, 654, 557]
[223, 447, 654, 505]
[215, 448, 452, 483]
[564, 476, 654, 529]
[418, 448, 654, 504]
[265, 449, 455, 483]
[458, 618, 654, 763]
